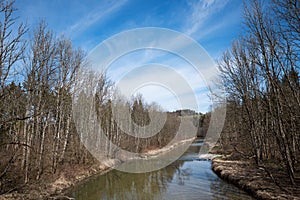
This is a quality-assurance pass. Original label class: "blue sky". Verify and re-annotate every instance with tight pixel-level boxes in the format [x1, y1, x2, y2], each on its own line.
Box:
[15, 0, 244, 113]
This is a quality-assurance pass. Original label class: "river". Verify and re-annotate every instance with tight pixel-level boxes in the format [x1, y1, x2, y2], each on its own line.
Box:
[68, 138, 253, 200]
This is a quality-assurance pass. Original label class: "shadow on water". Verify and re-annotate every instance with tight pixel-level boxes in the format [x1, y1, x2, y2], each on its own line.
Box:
[69, 138, 253, 200]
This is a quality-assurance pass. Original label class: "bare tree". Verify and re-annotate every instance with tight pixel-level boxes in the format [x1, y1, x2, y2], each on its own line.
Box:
[218, 0, 299, 185]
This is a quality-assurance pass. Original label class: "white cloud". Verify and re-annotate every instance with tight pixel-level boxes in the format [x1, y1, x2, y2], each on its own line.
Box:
[66, 0, 128, 36]
[89, 25, 222, 112]
[183, 0, 229, 39]
[106, 49, 213, 112]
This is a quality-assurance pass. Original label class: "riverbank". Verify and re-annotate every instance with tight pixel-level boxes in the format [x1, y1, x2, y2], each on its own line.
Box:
[212, 157, 300, 200]
[141, 137, 196, 157]
[0, 161, 115, 200]
[0, 138, 196, 200]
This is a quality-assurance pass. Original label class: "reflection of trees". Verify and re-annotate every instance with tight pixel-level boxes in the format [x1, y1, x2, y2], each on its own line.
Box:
[176, 168, 192, 186]
[169, 160, 192, 186]
[71, 169, 167, 200]
[71, 159, 196, 200]
[71, 154, 254, 200]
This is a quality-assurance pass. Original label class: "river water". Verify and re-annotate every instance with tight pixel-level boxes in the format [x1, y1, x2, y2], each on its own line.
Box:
[69, 138, 253, 200]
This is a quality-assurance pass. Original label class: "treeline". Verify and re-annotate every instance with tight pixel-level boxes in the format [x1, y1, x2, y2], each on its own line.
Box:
[0, 0, 203, 194]
[0, 1, 91, 190]
[218, 0, 299, 185]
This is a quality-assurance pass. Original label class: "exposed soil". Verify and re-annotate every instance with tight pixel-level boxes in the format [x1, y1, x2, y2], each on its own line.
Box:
[212, 157, 300, 200]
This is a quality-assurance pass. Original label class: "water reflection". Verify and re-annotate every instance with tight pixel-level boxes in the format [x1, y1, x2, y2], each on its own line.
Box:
[70, 139, 253, 200]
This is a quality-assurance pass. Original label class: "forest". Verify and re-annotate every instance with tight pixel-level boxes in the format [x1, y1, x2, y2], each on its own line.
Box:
[216, 0, 299, 186]
[0, 0, 209, 194]
[0, 0, 299, 198]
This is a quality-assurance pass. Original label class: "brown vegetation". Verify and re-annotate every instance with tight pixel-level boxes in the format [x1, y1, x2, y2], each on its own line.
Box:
[212, 158, 300, 200]
[0, 1, 205, 197]
[214, 0, 300, 197]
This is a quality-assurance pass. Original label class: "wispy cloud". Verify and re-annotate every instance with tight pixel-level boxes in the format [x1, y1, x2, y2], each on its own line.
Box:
[66, 0, 128, 36]
[183, 0, 229, 38]
[106, 49, 212, 112]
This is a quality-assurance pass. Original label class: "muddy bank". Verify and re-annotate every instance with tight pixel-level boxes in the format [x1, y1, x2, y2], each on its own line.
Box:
[212, 158, 300, 200]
